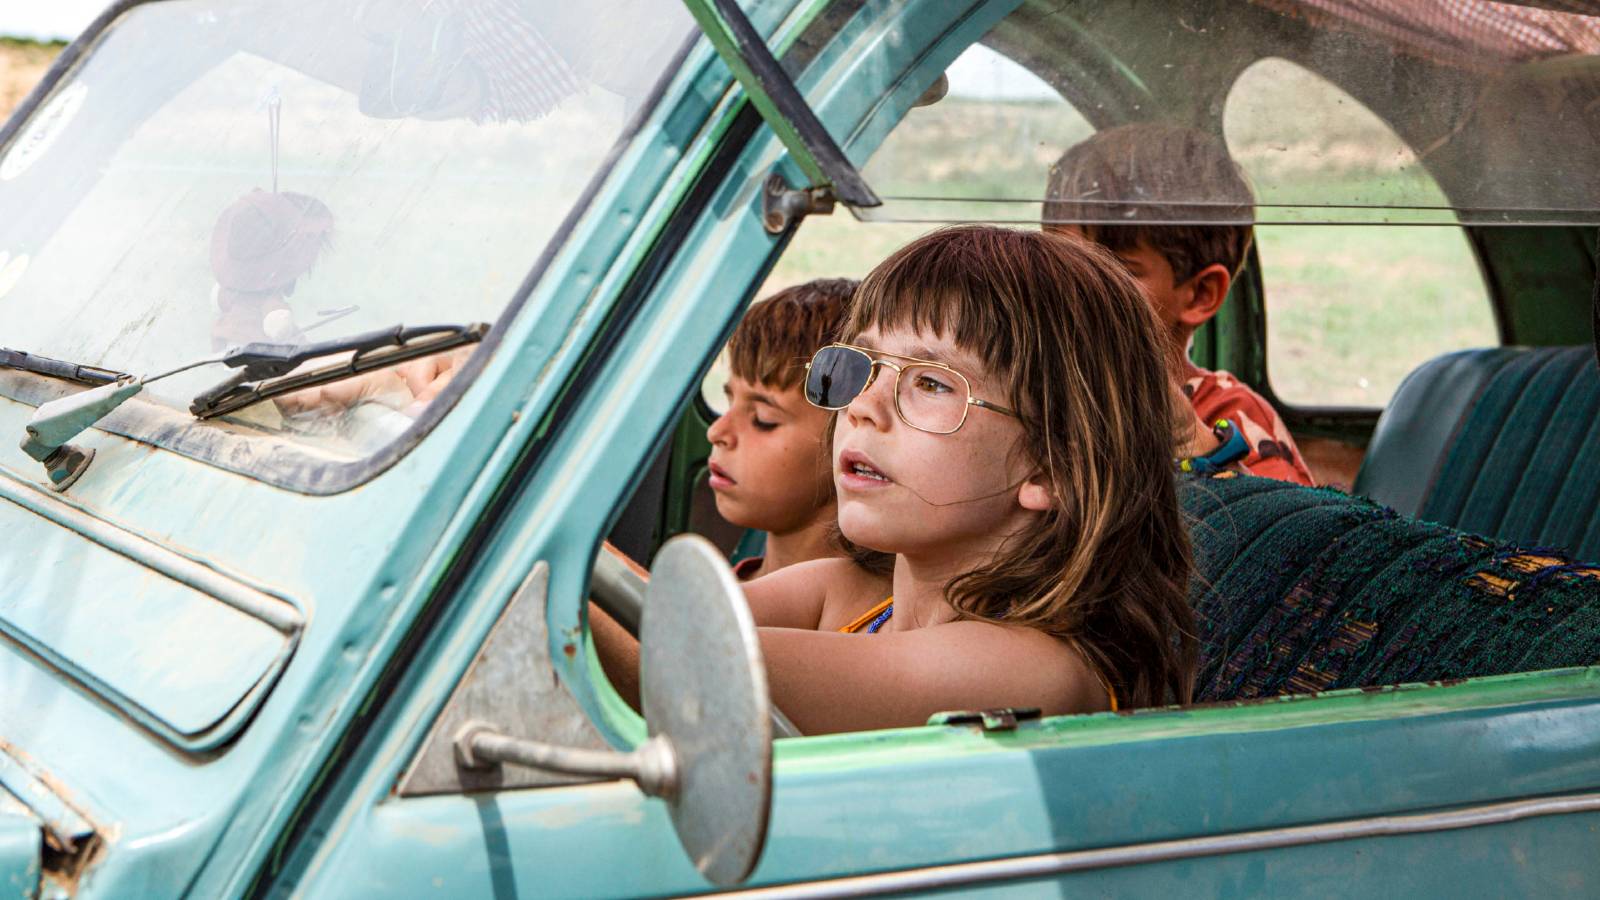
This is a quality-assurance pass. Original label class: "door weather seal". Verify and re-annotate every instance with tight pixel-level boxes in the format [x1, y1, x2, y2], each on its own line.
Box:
[684, 0, 881, 211]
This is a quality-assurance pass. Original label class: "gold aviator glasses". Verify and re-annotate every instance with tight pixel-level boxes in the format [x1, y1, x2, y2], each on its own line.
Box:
[802, 342, 1019, 434]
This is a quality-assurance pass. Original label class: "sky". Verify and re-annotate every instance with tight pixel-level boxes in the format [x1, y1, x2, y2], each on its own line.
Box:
[1, 0, 105, 40]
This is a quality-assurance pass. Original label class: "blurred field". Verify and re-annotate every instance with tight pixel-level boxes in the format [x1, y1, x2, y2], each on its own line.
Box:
[0, 38, 59, 121]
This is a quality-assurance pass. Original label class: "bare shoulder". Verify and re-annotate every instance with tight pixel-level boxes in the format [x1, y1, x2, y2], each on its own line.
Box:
[756, 617, 1112, 733]
[743, 557, 883, 630]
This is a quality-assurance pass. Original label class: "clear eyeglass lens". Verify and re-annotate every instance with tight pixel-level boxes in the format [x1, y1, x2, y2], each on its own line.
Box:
[896, 364, 968, 433]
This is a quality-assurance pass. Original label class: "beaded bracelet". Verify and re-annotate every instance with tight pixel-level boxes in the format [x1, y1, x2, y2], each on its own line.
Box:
[1178, 418, 1250, 475]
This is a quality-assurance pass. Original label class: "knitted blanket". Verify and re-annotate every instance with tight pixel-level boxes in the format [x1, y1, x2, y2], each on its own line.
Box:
[1181, 472, 1600, 702]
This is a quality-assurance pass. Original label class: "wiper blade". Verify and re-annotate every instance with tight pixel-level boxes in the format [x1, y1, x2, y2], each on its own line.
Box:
[0, 348, 130, 385]
[190, 322, 488, 418]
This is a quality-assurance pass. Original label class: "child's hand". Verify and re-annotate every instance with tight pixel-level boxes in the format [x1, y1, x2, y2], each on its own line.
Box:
[271, 346, 474, 418]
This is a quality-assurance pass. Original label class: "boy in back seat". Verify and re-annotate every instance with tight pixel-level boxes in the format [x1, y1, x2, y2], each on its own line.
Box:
[1046, 123, 1314, 486]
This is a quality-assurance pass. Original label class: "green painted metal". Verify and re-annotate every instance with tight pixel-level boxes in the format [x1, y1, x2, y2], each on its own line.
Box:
[4, 0, 1600, 897]
[681, 0, 851, 196]
[1474, 226, 1599, 347]
[661, 402, 715, 543]
[274, 1, 1600, 895]
[0, 804, 39, 900]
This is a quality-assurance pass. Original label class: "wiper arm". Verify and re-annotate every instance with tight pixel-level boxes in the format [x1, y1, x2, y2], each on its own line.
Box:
[190, 322, 487, 418]
[17, 322, 487, 490]
[0, 348, 131, 385]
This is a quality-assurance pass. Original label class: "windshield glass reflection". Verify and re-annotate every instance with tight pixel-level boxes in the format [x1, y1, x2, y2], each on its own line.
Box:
[0, 0, 692, 456]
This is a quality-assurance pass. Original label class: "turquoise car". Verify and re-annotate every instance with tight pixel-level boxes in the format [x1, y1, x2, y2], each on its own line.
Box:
[3, 0, 1600, 896]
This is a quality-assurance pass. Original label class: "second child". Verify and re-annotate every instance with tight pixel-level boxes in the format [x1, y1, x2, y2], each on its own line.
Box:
[707, 278, 856, 580]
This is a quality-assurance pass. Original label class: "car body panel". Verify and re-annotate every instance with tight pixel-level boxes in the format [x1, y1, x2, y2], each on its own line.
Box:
[295, 671, 1600, 896]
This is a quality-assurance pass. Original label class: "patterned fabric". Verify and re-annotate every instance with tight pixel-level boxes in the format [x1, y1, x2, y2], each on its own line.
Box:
[455, 1, 582, 122]
[1184, 363, 1314, 486]
[1252, 0, 1600, 72]
[360, 0, 582, 123]
[1183, 472, 1600, 703]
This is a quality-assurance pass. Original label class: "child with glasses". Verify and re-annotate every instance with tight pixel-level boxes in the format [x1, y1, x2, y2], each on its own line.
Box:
[707, 278, 856, 581]
[594, 225, 1195, 733]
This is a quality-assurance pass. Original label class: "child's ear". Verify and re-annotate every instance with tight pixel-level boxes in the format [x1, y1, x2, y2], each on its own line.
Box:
[1017, 474, 1055, 512]
[1177, 263, 1232, 330]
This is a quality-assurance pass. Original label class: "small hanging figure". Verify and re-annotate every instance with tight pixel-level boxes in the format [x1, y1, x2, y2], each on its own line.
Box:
[208, 90, 335, 349]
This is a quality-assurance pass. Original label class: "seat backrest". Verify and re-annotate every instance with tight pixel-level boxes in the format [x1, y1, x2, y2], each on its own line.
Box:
[1354, 346, 1600, 561]
[1182, 472, 1600, 703]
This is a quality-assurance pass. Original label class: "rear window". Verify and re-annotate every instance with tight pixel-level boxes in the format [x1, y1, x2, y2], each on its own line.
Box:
[1224, 58, 1498, 408]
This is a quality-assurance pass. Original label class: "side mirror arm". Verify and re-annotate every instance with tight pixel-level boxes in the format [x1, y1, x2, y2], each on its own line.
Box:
[453, 722, 678, 800]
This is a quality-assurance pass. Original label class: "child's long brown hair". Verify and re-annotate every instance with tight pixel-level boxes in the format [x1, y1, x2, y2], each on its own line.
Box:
[842, 225, 1196, 707]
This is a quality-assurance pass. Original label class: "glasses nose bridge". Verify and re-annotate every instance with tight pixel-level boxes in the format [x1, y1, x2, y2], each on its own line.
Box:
[861, 356, 902, 393]
[848, 355, 900, 424]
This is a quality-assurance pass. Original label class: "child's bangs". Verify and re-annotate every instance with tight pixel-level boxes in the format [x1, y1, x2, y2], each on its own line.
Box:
[844, 240, 1018, 378]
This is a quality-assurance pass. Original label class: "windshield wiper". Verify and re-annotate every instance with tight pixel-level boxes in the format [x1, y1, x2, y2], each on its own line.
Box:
[0, 348, 131, 385]
[189, 322, 488, 418]
[18, 322, 488, 490]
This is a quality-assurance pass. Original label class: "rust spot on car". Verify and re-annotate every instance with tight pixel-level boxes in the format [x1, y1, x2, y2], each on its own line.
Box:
[0, 739, 107, 892]
[562, 642, 576, 658]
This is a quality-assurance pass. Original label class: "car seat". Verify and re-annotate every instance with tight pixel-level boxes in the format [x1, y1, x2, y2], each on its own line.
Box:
[1353, 346, 1600, 561]
[1182, 471, 1600, 703]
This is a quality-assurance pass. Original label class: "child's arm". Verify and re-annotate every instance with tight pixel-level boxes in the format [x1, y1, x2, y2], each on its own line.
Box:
[591, 608, 1107, 734]
[589, 601, 641, 710]
[586, 555, 838, 712]
[738, 557, 846, 629]
[756, 622, 1108, 734]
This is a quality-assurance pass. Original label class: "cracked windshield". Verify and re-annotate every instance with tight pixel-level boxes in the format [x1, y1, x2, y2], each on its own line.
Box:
[0, 0, 691, 457]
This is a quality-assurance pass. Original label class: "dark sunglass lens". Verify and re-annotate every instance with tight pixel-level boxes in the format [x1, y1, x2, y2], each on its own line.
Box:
[805, 346, 871, 408]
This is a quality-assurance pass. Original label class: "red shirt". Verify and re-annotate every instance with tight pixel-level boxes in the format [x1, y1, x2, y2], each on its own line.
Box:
[1184, 364, 1314, 486]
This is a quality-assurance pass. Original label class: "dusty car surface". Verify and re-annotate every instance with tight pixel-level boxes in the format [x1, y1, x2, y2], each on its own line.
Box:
[2, 0, 1600, 896]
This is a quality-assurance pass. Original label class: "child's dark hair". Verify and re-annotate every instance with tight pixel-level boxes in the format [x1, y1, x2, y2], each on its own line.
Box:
[1045, 123, 1255, 281]
[843, 225, 1196, 707]
[728, 278, 857, 390]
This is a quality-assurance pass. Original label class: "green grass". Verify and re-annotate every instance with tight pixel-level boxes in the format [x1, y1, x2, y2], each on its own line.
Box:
[1259, 224, 1494, 407]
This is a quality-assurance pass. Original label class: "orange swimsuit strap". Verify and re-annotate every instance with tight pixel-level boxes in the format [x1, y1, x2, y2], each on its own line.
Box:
[839, 597, 894, 634]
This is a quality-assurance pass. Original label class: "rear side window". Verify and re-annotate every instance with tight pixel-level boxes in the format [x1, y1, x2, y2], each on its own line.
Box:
[1224, 58, 1498, 409]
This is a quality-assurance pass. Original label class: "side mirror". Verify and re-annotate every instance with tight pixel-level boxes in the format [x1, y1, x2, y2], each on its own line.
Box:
[456, 535, 773, 886]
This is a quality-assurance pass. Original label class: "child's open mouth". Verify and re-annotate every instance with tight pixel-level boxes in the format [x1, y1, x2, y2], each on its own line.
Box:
[838, 450, 893, 489]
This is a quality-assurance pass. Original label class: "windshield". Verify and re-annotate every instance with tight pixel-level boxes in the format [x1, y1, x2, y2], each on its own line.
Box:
[855, 0, 1600, 226]
[0, 0, 692, 458]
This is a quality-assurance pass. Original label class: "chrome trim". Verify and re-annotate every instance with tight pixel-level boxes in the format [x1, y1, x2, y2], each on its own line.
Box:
[722, 791, 1600, 898]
